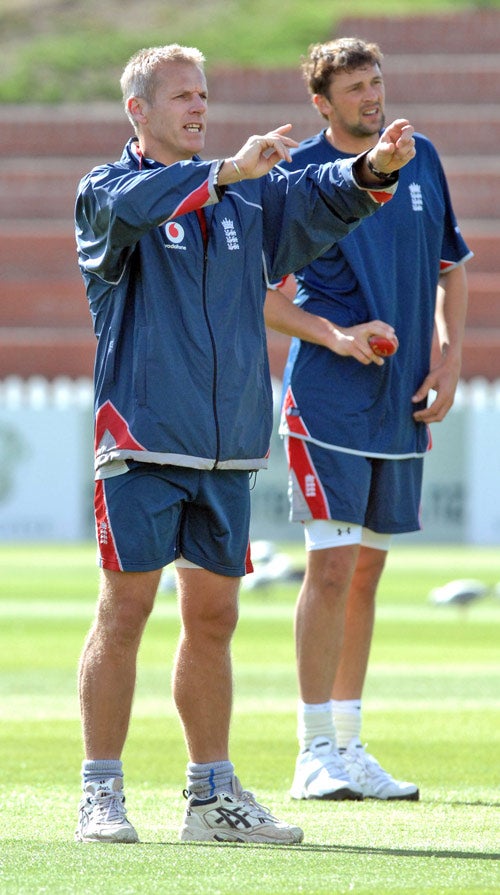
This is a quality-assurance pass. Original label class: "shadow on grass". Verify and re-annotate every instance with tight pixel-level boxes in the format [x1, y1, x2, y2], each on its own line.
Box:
[162, 841, 500, 860]
[306, 844, 500, 861]
[443, 799, 500, 808]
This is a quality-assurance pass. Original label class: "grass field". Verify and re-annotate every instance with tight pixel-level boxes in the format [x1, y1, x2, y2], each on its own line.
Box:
[1, 0, 499, 101]
[0, 541, 499, 894]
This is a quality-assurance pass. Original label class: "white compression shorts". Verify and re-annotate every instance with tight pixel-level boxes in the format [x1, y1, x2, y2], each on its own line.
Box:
[175, 555, 202, 569]
[304, 518, 392, 552]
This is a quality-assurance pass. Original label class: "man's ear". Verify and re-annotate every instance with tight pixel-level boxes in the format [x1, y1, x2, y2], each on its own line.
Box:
[312, 93, 331, 118]
[128, 96, 148, 125]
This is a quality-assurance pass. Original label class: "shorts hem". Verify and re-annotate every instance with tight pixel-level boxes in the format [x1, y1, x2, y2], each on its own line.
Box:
[294, 516, 422, 536]
[99, 552, 177, 573]
[181, 551, 244, 578]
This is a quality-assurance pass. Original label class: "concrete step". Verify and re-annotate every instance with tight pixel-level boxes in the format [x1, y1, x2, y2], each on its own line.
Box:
[1, 6, 499, 384]
[458, 329, 500, 381]
[0, 223, 78, 279]
[1, 220, 498, 284]
[1, 269, 495, 332]
[383, 55, 500, 105]
[1, 153, 498, 221]
[1, 270, 495, 330]
[0, 279, 89, 327]
[461, 221, 500, 274]
[0, 328, 95, 379]
[384, 103, 500, 157]
[2, 102, 499, 162]
[1, 220, 496, 270]
[0, 158, 87, 220]
[0, 299, 498, 383]
[0, 325, 497, 382]
[1, 104, 133, 159]
[441, 157, 500, 220]
[466, 273, 500, 327]
[336, 10, 500, 54]
[1, 102, 321, 159]
[210, 55, 500, 106]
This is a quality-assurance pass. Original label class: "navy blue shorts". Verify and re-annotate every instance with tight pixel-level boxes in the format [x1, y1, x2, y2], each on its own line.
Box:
[94, 463, 251, 575]
[287, 437, 423, 535]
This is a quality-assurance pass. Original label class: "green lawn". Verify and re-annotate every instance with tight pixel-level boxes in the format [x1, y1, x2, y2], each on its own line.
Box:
[0, 542, 498, 893]
[0, 0, 498, 101]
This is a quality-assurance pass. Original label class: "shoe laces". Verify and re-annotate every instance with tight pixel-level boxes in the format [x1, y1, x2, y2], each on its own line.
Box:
[230, 776, 276, 820]
[183, 776, 276, 821]
[349, 743, 391, 783]
[90, 787, 127, 824]
[317, 747, 350, 779]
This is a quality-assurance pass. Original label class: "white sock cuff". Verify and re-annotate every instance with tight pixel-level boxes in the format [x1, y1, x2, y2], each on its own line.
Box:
[331, 699, 362, 715]
[297, 700, 336, 751]
[301, 699, 333, 713]
[331, 700, 362, 748]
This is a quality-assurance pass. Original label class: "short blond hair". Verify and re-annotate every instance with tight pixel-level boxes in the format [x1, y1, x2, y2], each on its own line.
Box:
[120, 44, 206, 123]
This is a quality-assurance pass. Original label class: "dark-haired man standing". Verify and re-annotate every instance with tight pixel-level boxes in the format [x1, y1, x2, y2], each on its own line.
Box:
[266, 37, 471, 802]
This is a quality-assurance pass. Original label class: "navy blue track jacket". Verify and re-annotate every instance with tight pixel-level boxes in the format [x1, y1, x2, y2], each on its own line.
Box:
[75, 138, 396, 477]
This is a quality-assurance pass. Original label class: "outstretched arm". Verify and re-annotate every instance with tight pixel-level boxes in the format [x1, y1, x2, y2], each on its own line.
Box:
[217, 124, 298, 183]
[216, 119, 416, 186]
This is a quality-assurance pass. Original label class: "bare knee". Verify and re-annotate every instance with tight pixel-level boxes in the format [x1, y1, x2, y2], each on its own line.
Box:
[177, 568, 240, 645]
[93, 569, 159, 650]
[349, 546, 388, 604]
[184, 597, 239, 645]
[304, 545, 360, 597]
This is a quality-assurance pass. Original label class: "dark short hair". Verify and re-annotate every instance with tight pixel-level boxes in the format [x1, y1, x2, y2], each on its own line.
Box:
[301, 37, 383, 97]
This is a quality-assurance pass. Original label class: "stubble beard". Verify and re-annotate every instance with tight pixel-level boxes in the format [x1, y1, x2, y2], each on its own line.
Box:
[350, 110, 386, 140]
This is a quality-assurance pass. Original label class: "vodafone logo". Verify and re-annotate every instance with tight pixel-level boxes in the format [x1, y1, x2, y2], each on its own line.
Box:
[164, 221, 185, 244]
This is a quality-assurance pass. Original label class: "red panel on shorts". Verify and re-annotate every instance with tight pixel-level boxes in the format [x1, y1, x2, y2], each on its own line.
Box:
[282, 385, 310, 437]
[94, 480, 122, 571]
[245, 541, 254, 575]
[287, 436, 330, 520]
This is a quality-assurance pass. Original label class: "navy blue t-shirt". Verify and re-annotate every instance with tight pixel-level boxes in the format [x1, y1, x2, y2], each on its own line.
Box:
[279, 130, 472, 458]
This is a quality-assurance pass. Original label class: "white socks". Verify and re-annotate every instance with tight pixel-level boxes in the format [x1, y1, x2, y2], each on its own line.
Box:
[331, 698, 362, 749]
[298, 699, 362, 751]
[81, 758, 123, 789]
[297, 700, 337, 751]
[186, 760, 235, 799]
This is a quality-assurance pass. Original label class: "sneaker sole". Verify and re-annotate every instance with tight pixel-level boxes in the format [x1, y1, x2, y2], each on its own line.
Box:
[291, 786, 363, 801]
[360, 788, 420, 801]
[383, 789, 420, 802]
[75, 831, 139, 843]
[181, 830, 304, 844]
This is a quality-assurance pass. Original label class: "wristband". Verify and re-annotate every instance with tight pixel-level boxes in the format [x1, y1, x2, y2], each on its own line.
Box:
[213, 159, 225, 187]
[366, 157, 398, 184]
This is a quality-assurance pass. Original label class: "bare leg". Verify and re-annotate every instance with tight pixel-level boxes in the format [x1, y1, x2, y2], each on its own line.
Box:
[78, 568, 161, 758]
[328, 546, 419, 799]
[172, 567, 240, 763]
[332, 546, 388, 700]
[295, 545, 359, 703]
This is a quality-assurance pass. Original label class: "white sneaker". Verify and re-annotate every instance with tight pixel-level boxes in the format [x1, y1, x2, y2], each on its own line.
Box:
[290, 736, 363, 801]
[180, 775, 304, 843]
[75, 777, 139, 842]
[341, 739, 419, 801]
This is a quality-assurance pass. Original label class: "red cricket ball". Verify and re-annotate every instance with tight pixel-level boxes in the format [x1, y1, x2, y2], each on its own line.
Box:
[368, 335, 398, 357]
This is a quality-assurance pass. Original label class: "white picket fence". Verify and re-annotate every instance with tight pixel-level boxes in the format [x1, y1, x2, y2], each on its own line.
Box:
[0, 376, 499, 544]
[0, 376, 94, 541]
